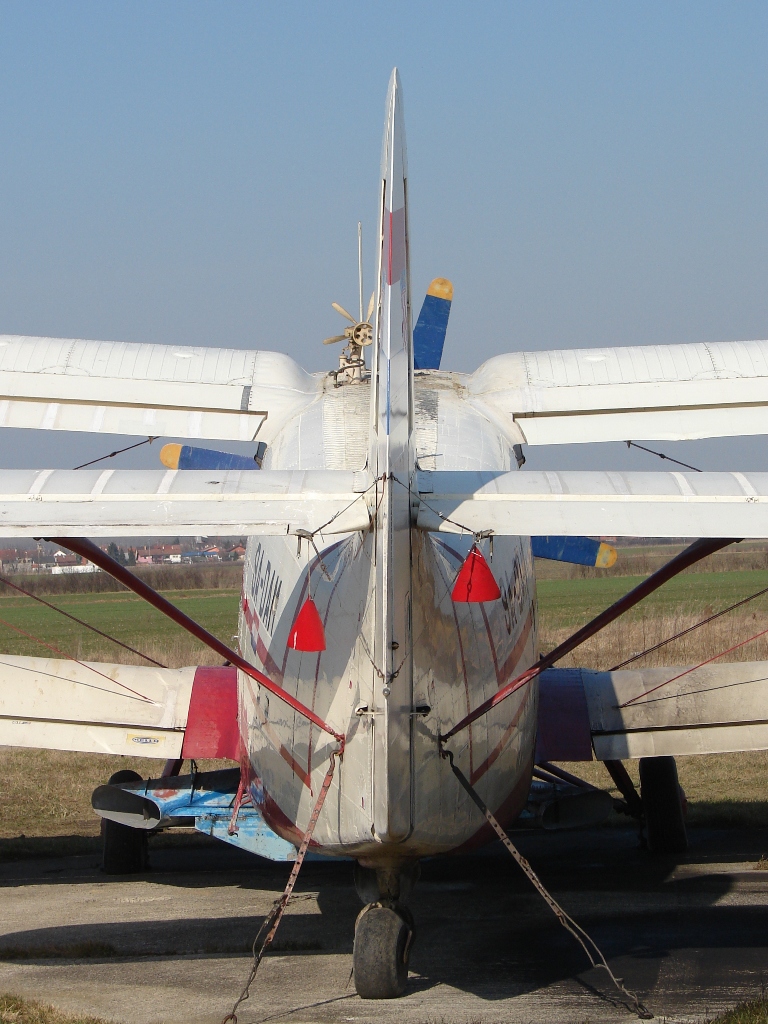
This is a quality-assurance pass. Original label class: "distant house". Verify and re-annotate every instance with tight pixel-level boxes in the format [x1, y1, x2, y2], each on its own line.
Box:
[0, 548, 18, 571]
[226, 544, 246, 561]
[54, 553, 81, 567]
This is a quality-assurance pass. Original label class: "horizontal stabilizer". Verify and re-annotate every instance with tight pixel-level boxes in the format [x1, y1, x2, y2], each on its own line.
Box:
[531, 535, 617, 567]
[0, 659, 237, 758]
[0, 336, 320, 443]
[413, 279, 452, 370]
[160, 443, 259, 471]
[417, 469, 768, 538]
[0, 468, 371, 536]
[539, 661, 768, 761]
[468, 338, 768, 445]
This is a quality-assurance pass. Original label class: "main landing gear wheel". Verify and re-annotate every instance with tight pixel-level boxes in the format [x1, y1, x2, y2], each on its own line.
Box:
[639, 755, 688, 855]
[101, 770, 148, 874]
[353, 904, 411, 999]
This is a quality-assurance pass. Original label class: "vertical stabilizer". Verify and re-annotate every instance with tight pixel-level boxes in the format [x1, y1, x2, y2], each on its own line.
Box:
[371, 69, 414, 475]
[370, 69, 415, 843]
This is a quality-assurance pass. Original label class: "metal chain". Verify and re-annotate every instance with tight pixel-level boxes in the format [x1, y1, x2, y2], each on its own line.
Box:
[440, 745, 654, 1020]
[220, 747, 342, 1024]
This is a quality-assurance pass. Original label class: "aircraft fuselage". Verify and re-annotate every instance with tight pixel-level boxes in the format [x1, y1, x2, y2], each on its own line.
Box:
[238, 371, 538, 863]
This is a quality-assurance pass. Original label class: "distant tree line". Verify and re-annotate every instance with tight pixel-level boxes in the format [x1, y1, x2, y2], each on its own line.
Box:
[106, 543, 136, 566]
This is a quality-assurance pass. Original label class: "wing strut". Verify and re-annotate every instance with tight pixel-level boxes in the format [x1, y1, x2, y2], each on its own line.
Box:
[440, 536, 737, 742]
[53, 537, 344, 744]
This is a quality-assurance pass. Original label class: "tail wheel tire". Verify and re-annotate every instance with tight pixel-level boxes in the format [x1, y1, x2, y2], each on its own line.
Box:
[101, 770, 149, 875]
[639, 756, 688, 855]
[353, 904, 410, 999]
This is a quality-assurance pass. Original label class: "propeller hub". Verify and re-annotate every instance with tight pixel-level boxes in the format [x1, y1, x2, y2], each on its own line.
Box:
[351, 322, 373, 347]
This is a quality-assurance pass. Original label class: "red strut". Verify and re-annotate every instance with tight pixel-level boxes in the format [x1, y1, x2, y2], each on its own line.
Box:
[53, 537, 344, 743]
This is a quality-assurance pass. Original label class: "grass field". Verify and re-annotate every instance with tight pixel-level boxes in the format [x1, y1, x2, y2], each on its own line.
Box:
[0, 588, 241, 668]
[0, 562, 768, 847]
[537, 568, 768, 629]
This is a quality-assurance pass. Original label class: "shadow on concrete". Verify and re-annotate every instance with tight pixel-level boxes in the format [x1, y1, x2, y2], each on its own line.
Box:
[1, 825, 767, 1008]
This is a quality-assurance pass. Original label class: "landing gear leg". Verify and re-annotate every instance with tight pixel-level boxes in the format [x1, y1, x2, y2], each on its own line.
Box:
[101, 770, 148, 874]
[352, 862, 418, 999]
[639, 755, 688, 855]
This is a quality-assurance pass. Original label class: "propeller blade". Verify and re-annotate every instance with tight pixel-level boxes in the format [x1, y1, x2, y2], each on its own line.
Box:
[414, 278, 453, 370]
[160, 443, 259, 471]
[531, 536, 617, 568]
[332, 302, 356, 323]
[366, 291, 375, 322]
[323, 334, 347, 345]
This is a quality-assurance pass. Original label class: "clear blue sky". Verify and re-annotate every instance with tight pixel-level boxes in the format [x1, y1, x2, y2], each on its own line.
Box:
[1, 1, 767, 471]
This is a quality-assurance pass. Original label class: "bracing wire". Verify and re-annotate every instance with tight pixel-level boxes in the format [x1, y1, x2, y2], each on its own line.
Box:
[624, 440, 702, 473]
[73, 436, 157, 470]
[0, 573, 166, 667]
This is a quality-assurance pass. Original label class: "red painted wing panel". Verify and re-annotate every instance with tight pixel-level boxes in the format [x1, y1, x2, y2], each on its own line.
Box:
[181, 666, 239, 760]
[534, 668, 593, 762]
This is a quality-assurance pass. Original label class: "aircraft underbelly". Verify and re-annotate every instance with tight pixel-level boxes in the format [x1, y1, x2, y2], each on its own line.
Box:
[239, 386, 538, 858]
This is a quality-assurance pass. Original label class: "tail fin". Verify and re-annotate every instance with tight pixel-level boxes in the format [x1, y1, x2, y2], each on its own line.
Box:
[370, 68, 414, 478]
[369, 68, 414, 844]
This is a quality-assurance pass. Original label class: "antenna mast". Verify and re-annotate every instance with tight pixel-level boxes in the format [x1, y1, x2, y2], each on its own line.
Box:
[357, 221, 364, 323]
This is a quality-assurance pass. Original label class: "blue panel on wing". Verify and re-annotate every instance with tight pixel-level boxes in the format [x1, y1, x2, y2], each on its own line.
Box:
[532, 536, 617, 568]
[160, 443, 259, 471]
[413, 278, 453, 370]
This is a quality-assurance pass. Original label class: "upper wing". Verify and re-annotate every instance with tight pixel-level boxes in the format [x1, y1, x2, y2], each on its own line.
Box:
[0, 335, 320, 443]
[0, 657, 238, 758]
[0, 468, 370, 536]
[467, 339, 768, 445]
[417, 469, 768, 537]
[537, 663, 768, 761]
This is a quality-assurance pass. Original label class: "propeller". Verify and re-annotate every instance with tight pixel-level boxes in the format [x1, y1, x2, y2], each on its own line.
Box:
[323, 291, 375, 347]
[332, 302, 356, 323]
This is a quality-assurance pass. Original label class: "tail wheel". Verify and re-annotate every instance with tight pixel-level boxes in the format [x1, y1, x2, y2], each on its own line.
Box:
[353, 904, 411, 999]
[639, 756, 688, 855]
[101, 769, 149, 875]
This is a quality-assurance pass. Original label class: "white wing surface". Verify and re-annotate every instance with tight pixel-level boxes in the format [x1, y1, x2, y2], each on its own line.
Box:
[0, 469, 370, 536]
[0, 335, 321, 442]
[582, 661, 768, 759]
[468, 340, 768, 445]
[417, 469, 768, 538]
[0, 656, 196, 756]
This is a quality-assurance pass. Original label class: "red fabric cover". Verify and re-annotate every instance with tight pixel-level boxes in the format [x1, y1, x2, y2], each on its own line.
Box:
[534, 668, 593, 762]
[451, 545, 502, 603]
[182, 666, 239, 760]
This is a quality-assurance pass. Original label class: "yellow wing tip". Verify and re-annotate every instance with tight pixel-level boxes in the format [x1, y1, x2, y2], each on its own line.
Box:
[159, 443, 182, 469]
[595, 542, 618, 569]
[427, 278, 453, 301]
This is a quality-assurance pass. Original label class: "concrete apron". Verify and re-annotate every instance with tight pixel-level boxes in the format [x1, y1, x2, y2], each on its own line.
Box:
[0, 827, 766, 1024]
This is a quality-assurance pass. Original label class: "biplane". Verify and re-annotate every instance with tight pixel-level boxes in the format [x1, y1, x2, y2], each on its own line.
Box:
[1, 69, 768, 999]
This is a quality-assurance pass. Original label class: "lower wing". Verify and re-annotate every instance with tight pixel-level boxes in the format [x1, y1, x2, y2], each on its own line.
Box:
[0, 657, 238, 759]
[537, 662, 768, 761]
